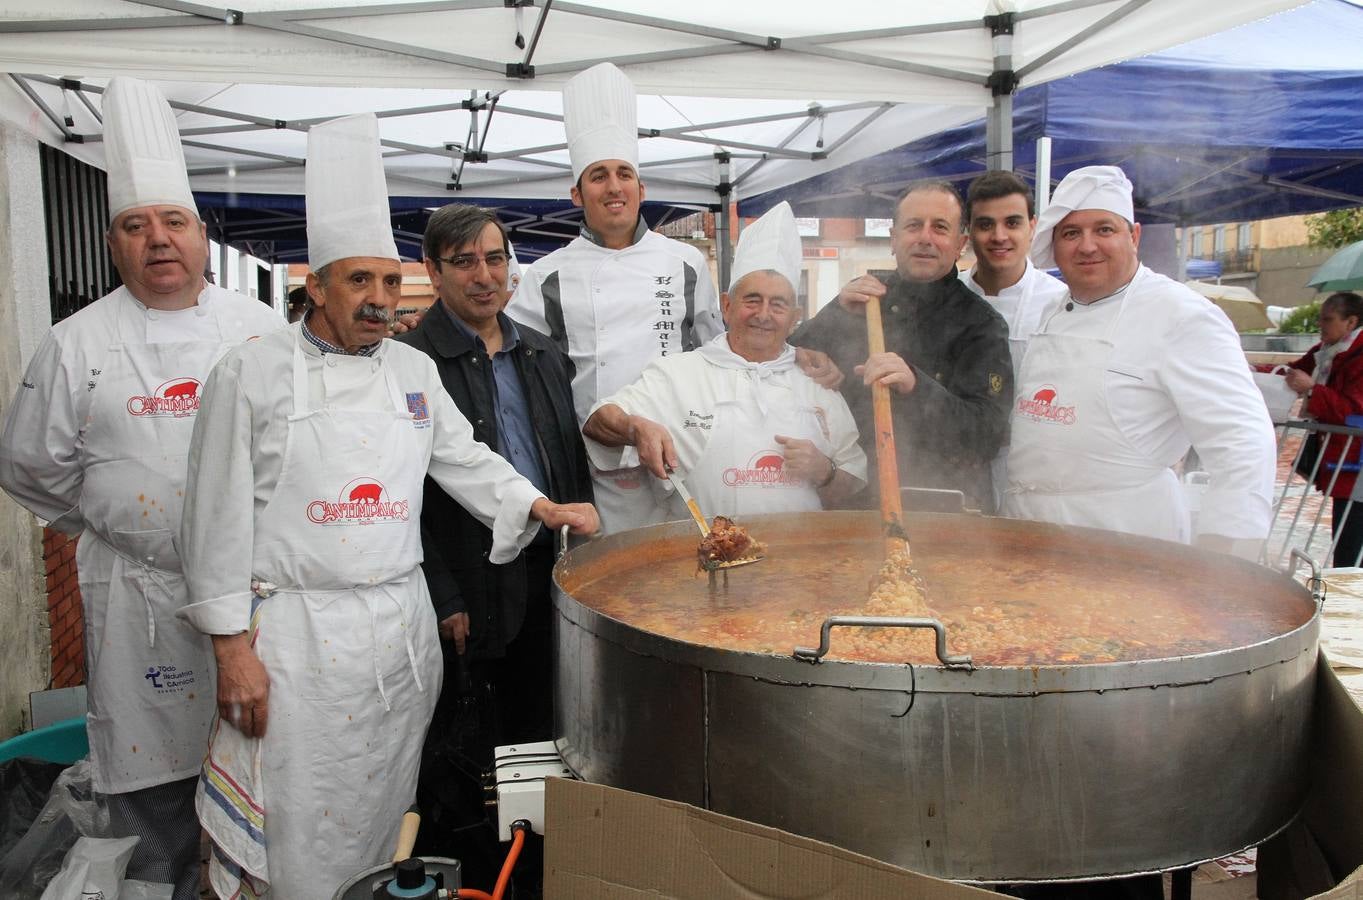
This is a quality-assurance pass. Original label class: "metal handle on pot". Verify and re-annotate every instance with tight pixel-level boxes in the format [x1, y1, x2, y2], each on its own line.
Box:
[793, 616, 973, 669]
[1289, 548, 1326, 606]
[558, 523, 570, 562]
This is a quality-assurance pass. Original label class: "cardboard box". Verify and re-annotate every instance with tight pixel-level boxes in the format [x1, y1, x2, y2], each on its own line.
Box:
[544, 778, 993, 899]
[545, 658, 1363, 900]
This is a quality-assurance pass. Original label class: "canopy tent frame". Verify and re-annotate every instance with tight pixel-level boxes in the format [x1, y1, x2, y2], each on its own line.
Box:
[0, 0, 1300, 264]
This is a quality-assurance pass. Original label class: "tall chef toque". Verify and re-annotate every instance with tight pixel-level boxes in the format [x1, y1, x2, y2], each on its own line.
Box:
[306, 113, 399, 270]
[103, 77, 198, 221]
[729, 201, 802, 294]
[1030, 165, 1135, 268]
[563, 62, 638, 183]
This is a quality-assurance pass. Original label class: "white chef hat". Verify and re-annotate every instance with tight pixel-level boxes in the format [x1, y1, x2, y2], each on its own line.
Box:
[563, 63, 638, 183]
[729, 201, 802, 294]
[305, 113, 399, 270]
[1030, 165, 1135, 268]
[102, 77, 198, 222]
[505, 241, 523, 295]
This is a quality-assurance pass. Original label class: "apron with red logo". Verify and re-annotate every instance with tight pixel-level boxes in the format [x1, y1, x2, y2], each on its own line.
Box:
[201, 338, 439, 900]
[1003, 273, 1189, 542]
[681, 375, 828, 519]
[78, 304, 227, 794]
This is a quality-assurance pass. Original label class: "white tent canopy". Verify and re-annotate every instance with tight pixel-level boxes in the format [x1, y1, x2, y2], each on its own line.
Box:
[0, 0, 1300, 210]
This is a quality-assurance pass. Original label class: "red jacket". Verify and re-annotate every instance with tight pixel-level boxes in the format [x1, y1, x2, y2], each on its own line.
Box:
[1285, 339, 1363, 499]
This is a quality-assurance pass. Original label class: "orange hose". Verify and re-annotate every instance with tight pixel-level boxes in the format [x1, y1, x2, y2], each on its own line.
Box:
[492, 825, 527, 900]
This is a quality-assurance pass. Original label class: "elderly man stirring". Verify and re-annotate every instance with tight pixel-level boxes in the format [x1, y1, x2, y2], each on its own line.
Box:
[0, 78, 281, 897]
[1003, 165, 1275, 553]
[179, 114, 597, 900]
[584, 202, 866, 519]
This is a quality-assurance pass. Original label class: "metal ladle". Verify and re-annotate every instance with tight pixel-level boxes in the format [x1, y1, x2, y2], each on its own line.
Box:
[665, 468, 765, 571]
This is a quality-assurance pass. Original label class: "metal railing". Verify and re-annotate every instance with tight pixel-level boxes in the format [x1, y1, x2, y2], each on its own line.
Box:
[1262, 418, 1363, 570]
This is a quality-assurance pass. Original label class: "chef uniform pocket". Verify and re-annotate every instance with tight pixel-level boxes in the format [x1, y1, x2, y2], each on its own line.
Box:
[109, 526, 179, 572]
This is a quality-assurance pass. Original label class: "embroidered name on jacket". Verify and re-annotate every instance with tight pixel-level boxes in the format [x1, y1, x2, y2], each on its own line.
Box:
[307, 477, 411, 525]
[127, 377, 201, 417]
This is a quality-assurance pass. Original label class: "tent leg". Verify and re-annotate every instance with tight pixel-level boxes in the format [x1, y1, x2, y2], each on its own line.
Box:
[985, 12, 1016, 172]
[715, 151, 732, 291]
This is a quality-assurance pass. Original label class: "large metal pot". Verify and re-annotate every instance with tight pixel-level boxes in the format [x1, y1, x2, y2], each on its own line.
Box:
[553, 511, 1320, 883]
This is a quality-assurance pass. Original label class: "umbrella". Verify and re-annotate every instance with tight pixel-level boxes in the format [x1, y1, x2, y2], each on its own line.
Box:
[1307, 239, 1363, 292]
[1183, 280, 1274, 331]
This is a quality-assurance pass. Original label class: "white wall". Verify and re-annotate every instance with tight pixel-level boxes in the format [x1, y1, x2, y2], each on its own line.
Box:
[0, 121, 56, 738]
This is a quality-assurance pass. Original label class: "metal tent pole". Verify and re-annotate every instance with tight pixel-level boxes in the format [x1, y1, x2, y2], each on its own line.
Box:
[715, 152, 732, 292]
[985, 10, 1017, 172]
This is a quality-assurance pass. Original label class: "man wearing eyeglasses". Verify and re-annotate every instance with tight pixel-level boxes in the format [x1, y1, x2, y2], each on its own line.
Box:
[398, 203, 591, 746]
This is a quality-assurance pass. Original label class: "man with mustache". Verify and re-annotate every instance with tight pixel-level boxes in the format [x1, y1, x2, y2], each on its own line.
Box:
[0, 78, 282, 898]
[791, 181, 1013, 513]
[584, 202, 866, 519]
[178, 114, 598, 900]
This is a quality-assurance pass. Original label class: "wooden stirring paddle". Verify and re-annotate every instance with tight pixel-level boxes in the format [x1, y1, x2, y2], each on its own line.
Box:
[864, 291, 907, 556]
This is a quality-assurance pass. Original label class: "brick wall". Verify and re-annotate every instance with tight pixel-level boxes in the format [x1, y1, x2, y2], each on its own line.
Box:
[45, 528, 84, 689]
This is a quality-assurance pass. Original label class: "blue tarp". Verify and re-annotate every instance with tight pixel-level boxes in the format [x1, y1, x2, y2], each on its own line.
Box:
[742, 0, 1363, 226]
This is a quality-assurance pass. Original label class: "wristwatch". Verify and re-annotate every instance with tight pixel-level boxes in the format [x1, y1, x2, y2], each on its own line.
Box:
[816, 456, 838, 489]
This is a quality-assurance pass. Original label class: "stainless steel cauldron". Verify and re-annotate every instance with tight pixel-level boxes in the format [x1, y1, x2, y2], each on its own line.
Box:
[552, 511, 1321, 883]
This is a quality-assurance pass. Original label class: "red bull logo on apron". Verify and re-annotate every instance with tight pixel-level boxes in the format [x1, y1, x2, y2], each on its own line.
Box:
[1015, 383, 1077, 425]
[723, 450, 802, 488]
[306, 476, 410, 525]
[126, 377, 202, 417]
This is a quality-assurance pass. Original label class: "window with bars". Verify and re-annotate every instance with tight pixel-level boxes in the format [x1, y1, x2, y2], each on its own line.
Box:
[40, 144, 118, 324]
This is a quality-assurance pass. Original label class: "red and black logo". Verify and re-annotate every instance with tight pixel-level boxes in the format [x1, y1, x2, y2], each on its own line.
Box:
[127, 377, 201, 417]
[306, 477, 410, 525]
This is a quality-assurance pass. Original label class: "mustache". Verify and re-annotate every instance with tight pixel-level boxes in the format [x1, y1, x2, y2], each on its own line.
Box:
[354, 303, 393, 324]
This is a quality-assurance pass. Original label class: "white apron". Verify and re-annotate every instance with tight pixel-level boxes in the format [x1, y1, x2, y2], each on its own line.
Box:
[200, 340, 440, 900]
[987, 273, 1040, 513]
[592, 464, 666, 535]
[79, 306, 225, 794]
[1003, 276, 1189, 542]
[680, 377, 827, 519]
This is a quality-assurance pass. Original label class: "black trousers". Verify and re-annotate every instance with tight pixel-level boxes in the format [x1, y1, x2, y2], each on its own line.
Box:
[1333, 496, 1363, 567]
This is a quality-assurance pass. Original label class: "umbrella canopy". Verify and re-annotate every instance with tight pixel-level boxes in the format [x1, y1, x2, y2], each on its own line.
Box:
[1183, 280, 1274, 331]
[1307, 239, 1363, 292]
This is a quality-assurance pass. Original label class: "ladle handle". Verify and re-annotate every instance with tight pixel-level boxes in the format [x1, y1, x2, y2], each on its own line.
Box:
[1289, 548, 1326, 606]
[865, 294, 905, 552]
[793, 615, 972, 669]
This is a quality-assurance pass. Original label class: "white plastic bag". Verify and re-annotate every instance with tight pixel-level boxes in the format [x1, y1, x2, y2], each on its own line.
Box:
[1253, 365, 1299, 424]
[39, 835, 137, 900]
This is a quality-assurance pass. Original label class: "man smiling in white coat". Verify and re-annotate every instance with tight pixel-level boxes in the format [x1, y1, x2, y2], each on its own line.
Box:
[179, 113, 597, 900]
[583, 202, 867, 519]
[1002, 165, 1275, 555]
[0, 78, 282, 898]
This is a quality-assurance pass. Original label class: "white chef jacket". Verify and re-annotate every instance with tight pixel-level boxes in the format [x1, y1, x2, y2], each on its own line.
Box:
[0, 285, 281, 533]
[0, 283, 283, 793]
[960, 260, 1069, 378]
[961, 261, 1069, 512]
[1005, 265, 1276, 541]
[508, 222, 723, 427]
[177, 325, 546, 634]
[586, 335, 867, 520]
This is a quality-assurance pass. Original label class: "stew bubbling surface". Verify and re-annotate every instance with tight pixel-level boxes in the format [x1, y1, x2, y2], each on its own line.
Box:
[559, 516, 1315, 667]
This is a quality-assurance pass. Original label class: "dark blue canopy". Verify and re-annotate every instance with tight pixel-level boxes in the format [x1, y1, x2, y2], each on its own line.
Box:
[741, 0, 1363, 226]
[195, 191, 708, 264]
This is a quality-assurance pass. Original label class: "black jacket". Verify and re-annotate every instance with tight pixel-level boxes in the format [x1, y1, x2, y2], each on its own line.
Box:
[791, 269, 1013, 513]
[396, 304, 593, 658]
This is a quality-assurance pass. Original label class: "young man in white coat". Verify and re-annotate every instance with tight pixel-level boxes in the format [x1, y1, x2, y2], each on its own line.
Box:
[507, 62, 723, 535]
[178, 113, 598, 900]
[1002, 165, 1276, 555]
[959, 171, 1068, 511]
[0, 78, 282, 898]
[583, 202, 867, 519]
